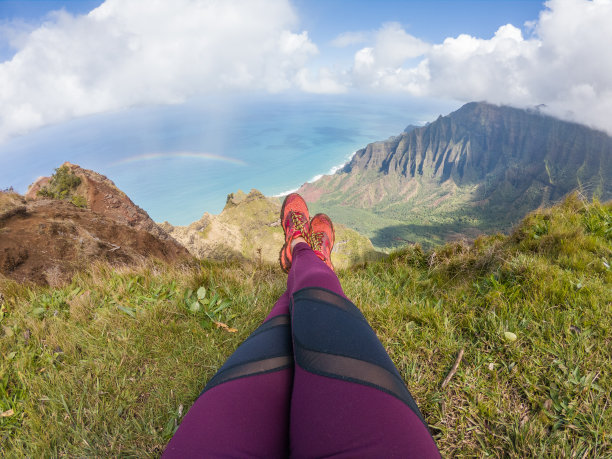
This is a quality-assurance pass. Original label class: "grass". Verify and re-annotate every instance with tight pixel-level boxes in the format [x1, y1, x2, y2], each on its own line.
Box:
[1, 194, 610, 457]
[0, 192, 25, 214]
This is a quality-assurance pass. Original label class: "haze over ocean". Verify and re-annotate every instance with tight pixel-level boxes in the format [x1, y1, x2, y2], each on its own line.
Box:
[0, 94, 456, 225]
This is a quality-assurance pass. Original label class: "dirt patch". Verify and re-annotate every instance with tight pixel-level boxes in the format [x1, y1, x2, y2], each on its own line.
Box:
[298, 183, 324, 203]
[0, 199, 190, 286]
[25, 162, 176, 243]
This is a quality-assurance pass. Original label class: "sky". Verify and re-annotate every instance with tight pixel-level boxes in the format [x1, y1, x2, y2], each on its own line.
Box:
[0, 0, 611, 218]
[1, 0, 611, 143]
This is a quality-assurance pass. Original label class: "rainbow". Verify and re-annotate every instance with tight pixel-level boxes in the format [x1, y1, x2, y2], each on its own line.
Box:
[111, 152, 247, 167]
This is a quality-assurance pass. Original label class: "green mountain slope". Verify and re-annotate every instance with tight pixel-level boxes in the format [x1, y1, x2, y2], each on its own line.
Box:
[160, 189, 381, 269]
[299, 102, 612, 249]
[1, 195, 610, 456]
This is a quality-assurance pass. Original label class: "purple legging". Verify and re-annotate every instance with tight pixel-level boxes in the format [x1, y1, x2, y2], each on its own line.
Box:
[164, 243, 439, 458]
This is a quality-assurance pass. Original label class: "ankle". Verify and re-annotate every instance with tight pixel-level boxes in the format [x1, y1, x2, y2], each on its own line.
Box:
[291, 236, 307, 253]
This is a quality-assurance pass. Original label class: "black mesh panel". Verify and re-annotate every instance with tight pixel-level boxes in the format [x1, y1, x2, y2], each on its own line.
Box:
[201, 314, 293, 394]
[291, 287, 427, 424]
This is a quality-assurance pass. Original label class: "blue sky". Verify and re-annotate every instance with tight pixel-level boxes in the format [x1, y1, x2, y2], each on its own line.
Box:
[292, 0, 544, 43]
[1, 1, 544, 41]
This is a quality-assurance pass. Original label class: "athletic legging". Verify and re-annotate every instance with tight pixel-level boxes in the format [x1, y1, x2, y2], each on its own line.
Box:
[163, 242, 440, 457]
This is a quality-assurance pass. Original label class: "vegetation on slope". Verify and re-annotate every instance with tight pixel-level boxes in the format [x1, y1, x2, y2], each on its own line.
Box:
[162, 189, 381, 269]
[1, 194, 610, 457]
[37, 166, 87, 208]
[0, 191, 25, 215]
[308, 171, 485, 250]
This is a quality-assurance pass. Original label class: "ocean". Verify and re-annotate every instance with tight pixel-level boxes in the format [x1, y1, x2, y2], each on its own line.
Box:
[0, 94, 456, 225]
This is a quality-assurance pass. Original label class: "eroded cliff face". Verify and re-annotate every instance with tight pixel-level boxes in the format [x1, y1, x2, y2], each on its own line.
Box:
[160, 189, 381, 269]
[343, 102, 611, 202]
[299, 102, 612, 249]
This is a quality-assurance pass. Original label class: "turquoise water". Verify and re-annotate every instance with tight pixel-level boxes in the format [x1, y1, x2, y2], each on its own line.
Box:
[0, 94, 456, 224]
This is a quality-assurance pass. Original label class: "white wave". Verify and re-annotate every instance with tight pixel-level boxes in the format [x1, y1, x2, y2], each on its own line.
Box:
[271, 150, 358, 197]
[272, 187, 299, 197]
[322, 150, 357, 177]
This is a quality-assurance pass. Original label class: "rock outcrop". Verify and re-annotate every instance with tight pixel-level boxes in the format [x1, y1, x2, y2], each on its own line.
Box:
[26, 162, 175, 243]
[1, 164, 191, 286]
[0, 195, 191, 286]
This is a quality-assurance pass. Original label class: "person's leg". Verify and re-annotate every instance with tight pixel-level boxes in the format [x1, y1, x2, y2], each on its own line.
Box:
[286, 242, 345, 298]
[165, 193, 314, 457]
[288, 241, 440, 458]
[163, 294, 293, 458]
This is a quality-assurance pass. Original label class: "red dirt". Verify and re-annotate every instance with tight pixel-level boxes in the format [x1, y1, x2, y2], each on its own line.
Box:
[25, 162, 174, 242]
[298, 182, 326, 203]
[0, 197, 190, 286]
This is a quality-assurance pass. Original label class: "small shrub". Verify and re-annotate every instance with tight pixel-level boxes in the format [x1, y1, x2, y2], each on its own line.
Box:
[37, 166, 85, 207]
[70, 195, 87, 208]
[184, 286, 235, 330]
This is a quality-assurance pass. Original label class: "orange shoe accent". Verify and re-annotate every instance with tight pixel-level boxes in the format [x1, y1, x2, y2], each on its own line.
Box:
[309, 213, 335, 272]
[279, 193, 310, 273]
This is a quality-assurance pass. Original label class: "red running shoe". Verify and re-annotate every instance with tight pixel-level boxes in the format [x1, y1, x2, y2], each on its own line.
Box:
[279, 193, 311, 273]
[309, 213, 335, 271]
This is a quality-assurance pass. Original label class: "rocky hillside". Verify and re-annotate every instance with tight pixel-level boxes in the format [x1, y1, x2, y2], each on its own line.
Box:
[300, 102, 612, 248]
[26, 162, 174, 243]
[1, 166, 190, 286]
[160, 189, 380, 269]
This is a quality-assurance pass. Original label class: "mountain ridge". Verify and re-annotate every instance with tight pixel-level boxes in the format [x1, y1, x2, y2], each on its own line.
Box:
[299, 102, 612, 248]
[343, 102, 610, 192]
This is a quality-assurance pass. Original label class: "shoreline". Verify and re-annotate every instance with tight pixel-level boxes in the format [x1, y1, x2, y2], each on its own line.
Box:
[271, 150, 357, 198]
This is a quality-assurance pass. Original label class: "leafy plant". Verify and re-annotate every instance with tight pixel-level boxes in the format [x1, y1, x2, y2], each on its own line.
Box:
[184, 286, 235, 330]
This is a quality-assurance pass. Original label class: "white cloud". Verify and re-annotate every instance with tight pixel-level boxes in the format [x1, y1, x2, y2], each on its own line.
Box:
[373, 22, 430, 66]
[352, 22, 430, 91]
[0, 0, 324, 141]
[330, 31, 369, 48]
[423, 24, 540, 102]
[350, 0, 612, 133]
[3, 0, 612, 141]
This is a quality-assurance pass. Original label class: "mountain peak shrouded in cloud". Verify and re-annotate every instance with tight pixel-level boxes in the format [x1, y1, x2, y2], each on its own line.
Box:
[299, 101, 612, 248]
[1, 0, 612, 142]
[346, 0, 612, 132]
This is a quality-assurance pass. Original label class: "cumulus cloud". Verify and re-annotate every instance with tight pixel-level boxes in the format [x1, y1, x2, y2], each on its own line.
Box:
[2, 0, 612, 141]
[330, 31, 369, 48]
[0, 0, 324, 141]
[349, 0, 612, 133]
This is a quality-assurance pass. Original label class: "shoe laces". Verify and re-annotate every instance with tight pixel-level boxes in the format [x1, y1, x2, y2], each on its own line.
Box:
[289, 211, 308, 237]
[310, 231, 326, 254]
